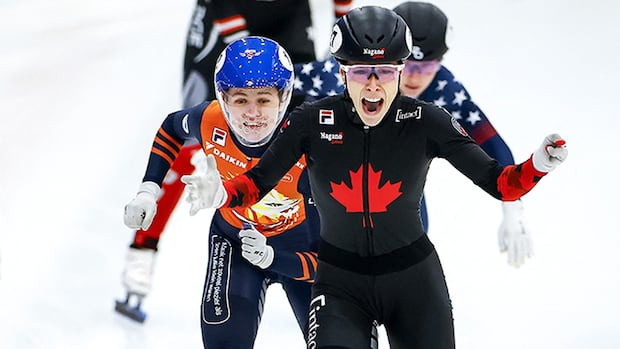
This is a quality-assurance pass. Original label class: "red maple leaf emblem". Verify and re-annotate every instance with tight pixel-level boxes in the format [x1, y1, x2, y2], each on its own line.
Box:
[330, 164, 402, 213]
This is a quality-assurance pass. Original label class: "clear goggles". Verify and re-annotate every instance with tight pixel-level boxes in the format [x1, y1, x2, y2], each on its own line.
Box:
[341, 64, 405, 84]
[403, 60, 441, 75]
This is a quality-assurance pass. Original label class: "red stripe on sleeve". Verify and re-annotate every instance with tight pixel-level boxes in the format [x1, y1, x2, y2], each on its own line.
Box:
[497, 156, 547, 201]
[469, 121, 497, 145]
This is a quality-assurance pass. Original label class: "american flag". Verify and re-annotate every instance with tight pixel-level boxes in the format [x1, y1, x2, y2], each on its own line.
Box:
[292, 57, 344, 101]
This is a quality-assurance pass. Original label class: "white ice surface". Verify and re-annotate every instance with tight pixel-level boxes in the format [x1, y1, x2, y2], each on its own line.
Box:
[1, 0, 619, 348]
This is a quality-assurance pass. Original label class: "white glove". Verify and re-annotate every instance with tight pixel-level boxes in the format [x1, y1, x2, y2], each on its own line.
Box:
[498, 200, 533, 268]
[190, 149, 208, 174]
[181, 154, 227, 215]
[124, 181, 160, 230]
[122, 247, 157, 296]
[532, 133, 568, 172]
[239, 224, 274, 269]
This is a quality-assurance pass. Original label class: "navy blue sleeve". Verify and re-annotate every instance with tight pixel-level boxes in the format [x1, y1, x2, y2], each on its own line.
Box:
[142, 102, 209, 184]
[420, 66, 515, 166]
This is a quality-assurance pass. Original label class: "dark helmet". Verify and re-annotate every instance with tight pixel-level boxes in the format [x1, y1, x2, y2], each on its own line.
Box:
[329, 6, 412, 64]
[393, 1, 451, 61]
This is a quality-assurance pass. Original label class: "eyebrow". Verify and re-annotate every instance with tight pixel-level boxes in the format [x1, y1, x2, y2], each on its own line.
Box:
[229, 89, 276, 97]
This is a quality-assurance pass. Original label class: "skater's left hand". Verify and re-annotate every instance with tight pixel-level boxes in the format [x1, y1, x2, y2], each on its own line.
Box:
[239, 224, 274, 269]
[532, 133, 568, 172]
[498, 200, 533, 268]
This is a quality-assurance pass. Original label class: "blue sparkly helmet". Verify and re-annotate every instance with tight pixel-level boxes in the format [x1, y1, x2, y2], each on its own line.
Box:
[214, 36, 294, 147]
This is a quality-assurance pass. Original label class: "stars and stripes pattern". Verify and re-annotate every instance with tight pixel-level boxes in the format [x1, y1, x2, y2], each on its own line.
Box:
[420, 66, 514, 165]
[293, 57, 344, 101]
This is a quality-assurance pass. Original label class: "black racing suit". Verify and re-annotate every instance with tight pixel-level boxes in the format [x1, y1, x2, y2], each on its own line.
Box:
[223, 94, 545, 348]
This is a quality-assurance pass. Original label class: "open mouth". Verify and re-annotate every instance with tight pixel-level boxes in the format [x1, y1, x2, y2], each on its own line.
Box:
[362, 97, 384, 115]
[243, 121, 267, 130]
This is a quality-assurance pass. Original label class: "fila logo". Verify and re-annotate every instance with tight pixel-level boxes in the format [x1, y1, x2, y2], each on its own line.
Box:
[319, 109, 334, 125]
[395, 107, 422, 122]
[212, 128, 227, 146]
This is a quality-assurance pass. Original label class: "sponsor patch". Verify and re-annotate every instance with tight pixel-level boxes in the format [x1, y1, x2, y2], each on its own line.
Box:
[204, 146, 248, 170]
[320, 131, 343, 144]
[202, 235, 232, 324]
[319, 109, 334, 125]
[307, 295, 326, 349]
[395, 106, 422, 122]
[451, 117, 469, 137]
[212, 127, 227, 146]
[363, 47, 385, 59]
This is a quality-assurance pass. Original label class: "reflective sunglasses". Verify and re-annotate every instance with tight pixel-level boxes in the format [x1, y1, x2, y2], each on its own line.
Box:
[341, 64, 405, 84]
[403, 60, 441, 75]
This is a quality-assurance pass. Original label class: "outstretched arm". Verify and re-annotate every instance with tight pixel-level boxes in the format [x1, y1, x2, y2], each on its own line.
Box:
[124, 103, 207, 229]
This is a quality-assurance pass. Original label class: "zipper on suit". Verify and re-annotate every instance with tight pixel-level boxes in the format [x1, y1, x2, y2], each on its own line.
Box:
[362, 125, 375, 256]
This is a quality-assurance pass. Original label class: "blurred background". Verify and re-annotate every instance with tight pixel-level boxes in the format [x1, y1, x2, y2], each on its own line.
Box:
[1, 0, 619, 348]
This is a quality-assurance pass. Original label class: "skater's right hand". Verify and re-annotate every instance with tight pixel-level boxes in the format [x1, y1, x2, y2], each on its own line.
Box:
[122, 246, 156, 297]
[124, 181, 160, 230]
[239, 224, 274, 269]
[181, 154, 227, 215]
